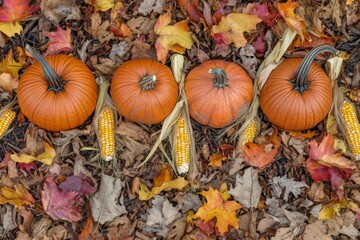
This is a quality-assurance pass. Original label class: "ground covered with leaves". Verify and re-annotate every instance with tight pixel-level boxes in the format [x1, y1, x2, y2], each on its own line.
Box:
[0, 0, 360, 239]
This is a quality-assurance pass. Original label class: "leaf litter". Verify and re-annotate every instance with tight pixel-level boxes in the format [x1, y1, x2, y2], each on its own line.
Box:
[0, 0, 360, 239]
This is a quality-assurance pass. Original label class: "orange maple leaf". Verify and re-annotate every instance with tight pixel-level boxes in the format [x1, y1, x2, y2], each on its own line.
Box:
[208, 153, 227, 168]
[277, 0, 310, 42]
[153, 164, 173, 187]
[211, 13, 261, 50]
[43, 27, 73, 56]
[154, 12, 194, 63]
[193, 186, 241, 235]
[242, 143, 277, 168]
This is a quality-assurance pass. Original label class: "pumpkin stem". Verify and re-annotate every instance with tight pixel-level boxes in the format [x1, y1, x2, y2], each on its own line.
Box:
[139, 75, 157, 90]
[293, 45, 338, 93]
[25, 45, 66, 93]
[209, 68, 228, 88]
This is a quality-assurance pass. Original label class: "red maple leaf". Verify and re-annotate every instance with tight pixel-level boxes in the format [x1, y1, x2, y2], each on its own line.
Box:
[41, 177, 83, 222]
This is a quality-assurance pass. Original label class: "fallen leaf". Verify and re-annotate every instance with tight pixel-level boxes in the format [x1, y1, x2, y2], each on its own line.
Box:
[211, 13, 261, 50]
[229, 167, 262, 208]
[194, 218, 216, 236]
[145, 196, 181, 237]
[154, 12, 194, 63]
[11, 142, 56, 165]
[302, 220, 332, 240]
[177, 0, 201, 23]
[242, 143, 277, 168]
[153, 164, 173, 187]
[339, 224, 360, 239]
[109, 19, 133, 38]
[78, 215, 104, 240]
[208, 154, 227, 168]
[36, 142, 56, 165]
[138, 177, 189, 200]
[59, 174, 97, 195]
[0, 184, 34, 208]
[41, 177, 83, 222]
[86, 0, 116, 12]
[0, 49, 23, 78]
[139, 0, 165, 15]
[309, 134, 355, 170]
[277, 0, 310, 42]
[289, 130, 316, 139]
[0, 73, 18, 94]
[193, 186, 241, 235]
[43, 27, 72, 56]
[40, 0, 81, 23]
[0, 0, 38, 37]
[90, 174, 127, 224]
[318, 198, 348, 220]
[87, 12, 115, 43]
[271, 175, 308, 201]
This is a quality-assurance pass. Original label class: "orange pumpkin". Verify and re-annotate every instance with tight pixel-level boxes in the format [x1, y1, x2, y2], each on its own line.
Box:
[184, 60, 253, 128]
[18, 46, 98, 132]
[260, 45, 338, 131]
[110, 58, 178, 124]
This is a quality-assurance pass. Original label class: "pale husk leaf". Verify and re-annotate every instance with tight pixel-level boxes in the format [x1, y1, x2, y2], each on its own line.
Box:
[93, 74, 117, 161]
[143, 54, 196, 175]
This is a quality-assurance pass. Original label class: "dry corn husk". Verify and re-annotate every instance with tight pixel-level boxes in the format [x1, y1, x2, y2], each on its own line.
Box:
[0, 99, 17, 139]
[93, 74, 117, 161]
[225, 28, 297, 151]
[329, 56, 360, 160]
[143, 54, 196, 176]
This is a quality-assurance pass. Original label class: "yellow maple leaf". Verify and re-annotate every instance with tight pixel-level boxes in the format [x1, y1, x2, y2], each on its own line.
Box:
[11, 142, 56, 165]
[0, 22, 22, 38]
[318, 198, 359, 220]
[211, 13, 261, 49]
[154, 12, 194, 64]
[138, 177, 189, 200]
[277, 0, 311, 42]
[193, 186, 241, 235]
[0, 49, 23, 78]
[86, 0, 119, 12]
[0, 184, 34, 208]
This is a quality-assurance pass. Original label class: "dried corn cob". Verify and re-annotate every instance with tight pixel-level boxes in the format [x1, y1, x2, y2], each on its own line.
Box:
[175, 115, 190, 174]
[98, 107, 115, 161]
[238, 118, 259, 148]
[0, 109, 16, 138]
[340, 101, 360, 158]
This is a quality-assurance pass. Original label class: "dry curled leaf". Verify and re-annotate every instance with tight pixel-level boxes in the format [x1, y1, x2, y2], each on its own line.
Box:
[43, 27, 72, 56]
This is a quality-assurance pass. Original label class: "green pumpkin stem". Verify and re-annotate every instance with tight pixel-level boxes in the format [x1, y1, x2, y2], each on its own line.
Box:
[293, 45, 338, 93]
[139, 75, 157, 90]
[25, 45, 66, 93]
[209, 68, 228, 88]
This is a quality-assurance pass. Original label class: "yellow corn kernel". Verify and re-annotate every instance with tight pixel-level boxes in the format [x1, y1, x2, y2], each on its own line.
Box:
[0, 109, 16, 138]
[98, 107, 115, 161]
[340, 101, 360, 158]
[238, 119, 258, 148]
[175, 115, 190, 174]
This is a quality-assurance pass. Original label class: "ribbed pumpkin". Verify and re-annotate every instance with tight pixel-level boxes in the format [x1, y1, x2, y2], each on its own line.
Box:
[110, 58, 178, 124]
[18, 46, 98, 132]
[184, 60, 253, 128]
[260, 45, 338, 131]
